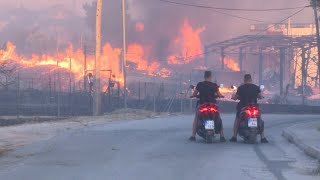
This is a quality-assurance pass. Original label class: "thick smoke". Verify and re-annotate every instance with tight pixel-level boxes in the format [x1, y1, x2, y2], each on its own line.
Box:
[0, 0, 314, 57]
[81, 0, 313, 60]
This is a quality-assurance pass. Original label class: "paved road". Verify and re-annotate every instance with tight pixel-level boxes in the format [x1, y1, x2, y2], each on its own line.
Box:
[0, 114, 319, 180]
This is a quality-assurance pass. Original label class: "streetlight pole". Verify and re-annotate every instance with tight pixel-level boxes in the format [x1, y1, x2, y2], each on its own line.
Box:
[312, 0, 320, 88]
[122, 0, 128, 109]
[94, 0, 102, 115]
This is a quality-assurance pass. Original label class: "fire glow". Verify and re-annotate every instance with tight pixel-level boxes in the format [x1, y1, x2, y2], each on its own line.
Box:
[168, 20, 205, 65]
[0, 18, 243, 91]
[224, 57, 240, 72]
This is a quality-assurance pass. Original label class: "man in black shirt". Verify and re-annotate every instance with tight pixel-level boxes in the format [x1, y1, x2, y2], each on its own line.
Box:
[189, 71, 226, 142]
[230, 74, 268, 143]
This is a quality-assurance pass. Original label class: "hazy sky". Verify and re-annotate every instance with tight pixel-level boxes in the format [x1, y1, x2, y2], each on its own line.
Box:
[0, 0, 94, 15]
[0, 0, 314, 21]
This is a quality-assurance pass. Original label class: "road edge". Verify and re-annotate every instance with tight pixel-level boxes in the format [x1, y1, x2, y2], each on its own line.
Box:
[282, 125, 320, 161]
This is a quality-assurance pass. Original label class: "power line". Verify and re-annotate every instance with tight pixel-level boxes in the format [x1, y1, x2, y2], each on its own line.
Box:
[159, 0, 311, 12]
[203, 8, 271, 23]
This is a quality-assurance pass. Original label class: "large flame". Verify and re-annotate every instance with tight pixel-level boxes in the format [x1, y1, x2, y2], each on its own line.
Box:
[0, 42, 123, 83]
[224, 57, 240, 72]
[0, 18, 207, 88]
[168, 19, 205, 65]
[126, 43, 171, 78]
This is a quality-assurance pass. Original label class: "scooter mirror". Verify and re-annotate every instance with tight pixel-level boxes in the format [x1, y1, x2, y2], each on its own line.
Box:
[260, 85, 265, 91]
[231, 85, 237, 90]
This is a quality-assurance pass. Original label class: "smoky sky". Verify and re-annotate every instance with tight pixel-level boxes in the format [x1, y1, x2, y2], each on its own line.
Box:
[0, 0, 314, 57]
[93, 0, 314, 60]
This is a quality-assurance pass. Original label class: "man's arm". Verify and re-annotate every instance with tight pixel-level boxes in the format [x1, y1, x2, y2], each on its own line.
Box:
[191, 89, 199, 98]
[191, 83, 200, 98]
[257, 86, 264, 99]
[258, 92, 264, 99]
[232, 86, 240, 100]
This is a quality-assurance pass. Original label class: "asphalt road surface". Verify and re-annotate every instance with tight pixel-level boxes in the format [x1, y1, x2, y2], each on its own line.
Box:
[0, 114, 319, 180]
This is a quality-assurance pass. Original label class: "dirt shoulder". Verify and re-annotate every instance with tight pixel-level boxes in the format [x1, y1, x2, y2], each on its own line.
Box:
[0, 109, 176, 156]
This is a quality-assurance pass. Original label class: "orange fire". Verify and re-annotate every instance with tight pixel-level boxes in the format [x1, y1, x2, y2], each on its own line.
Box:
[135, 22, 145, 32]
[224, 57, 240, 72]
[219, 87, 234, 94]
[126, 43, 171, 78]
[168, 19, 205, 64]
[0, 42, 124, 83]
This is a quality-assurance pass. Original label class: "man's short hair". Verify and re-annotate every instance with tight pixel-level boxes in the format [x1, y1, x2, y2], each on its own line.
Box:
[204, 71, 212, 79]
[244, 74, 252, 82]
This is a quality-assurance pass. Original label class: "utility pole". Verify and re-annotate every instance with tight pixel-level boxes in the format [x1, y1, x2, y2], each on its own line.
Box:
[83, 45, 87, 91]
[122, 0, 128, 109]
[312, 0, 320, 88]
[94, 0, 102, 116]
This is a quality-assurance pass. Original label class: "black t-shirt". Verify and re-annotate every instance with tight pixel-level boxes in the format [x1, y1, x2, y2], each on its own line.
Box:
[236, 83, 261, 110]
[196, 81, 219, 104]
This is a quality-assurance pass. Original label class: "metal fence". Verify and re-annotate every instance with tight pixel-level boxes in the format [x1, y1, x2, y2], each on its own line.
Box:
[0, 73, 196, 118]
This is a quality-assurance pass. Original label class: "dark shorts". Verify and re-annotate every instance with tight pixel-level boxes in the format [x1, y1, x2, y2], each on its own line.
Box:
[236, 106, 243, 118]
[236, 111, 241, 118]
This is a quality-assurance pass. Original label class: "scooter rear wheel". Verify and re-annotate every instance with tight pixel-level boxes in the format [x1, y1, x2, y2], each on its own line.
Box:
[205, 131, 213, 144]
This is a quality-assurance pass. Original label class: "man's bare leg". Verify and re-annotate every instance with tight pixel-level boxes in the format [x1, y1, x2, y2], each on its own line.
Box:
[189, 114, 198, 141]
[259, 120, 268, 143]
[219, 127, 226, 142]
[192, 116, 197, 137]
[230, 116, 240, 142]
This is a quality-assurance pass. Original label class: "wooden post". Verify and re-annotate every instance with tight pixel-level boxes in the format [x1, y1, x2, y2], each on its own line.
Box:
[94, 0, 102, 116]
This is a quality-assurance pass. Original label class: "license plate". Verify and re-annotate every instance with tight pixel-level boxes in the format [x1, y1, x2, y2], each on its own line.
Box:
[205, 120, 214, 130]
[248, 118, 258, 128]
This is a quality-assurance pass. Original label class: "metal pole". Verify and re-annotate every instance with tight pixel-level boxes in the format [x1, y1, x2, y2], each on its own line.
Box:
[312, 0, 320, 88]
[239, 47, 244, 72]
[221, 47, 225, 71]
[204, 46, 208, 67]
[94, 0, 102, 115]
[69, 56, 72, 116]
[122, 0, 128, 109]
[49, 76, 52, 103]
[153, 76, 156, 113]
[180, 80, 183, 113]
[301, 47, 307, 105]
[16, 73, 20, 119]
[108, 72, 111, 106]
[57, 71, 61, 118]
[83, 45, 87, 91]
[138, 80, 141, 106]
[280, 48, 285, 96]
[259, 49, 263, 85]
[189, 72, 192, 112]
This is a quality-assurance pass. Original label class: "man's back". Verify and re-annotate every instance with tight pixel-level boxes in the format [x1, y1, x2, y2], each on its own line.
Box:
[196, 81, 219, 104]
[236, 83, 261, 107]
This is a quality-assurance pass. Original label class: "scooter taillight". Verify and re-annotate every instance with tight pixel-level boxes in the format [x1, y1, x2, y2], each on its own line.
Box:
[199, 105, 218, 113]
[246, 107, 259, 117]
